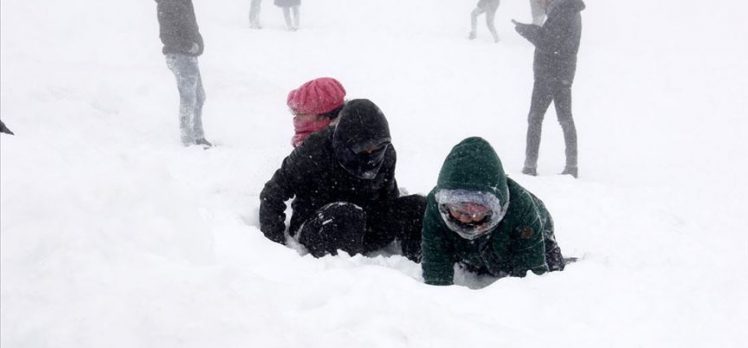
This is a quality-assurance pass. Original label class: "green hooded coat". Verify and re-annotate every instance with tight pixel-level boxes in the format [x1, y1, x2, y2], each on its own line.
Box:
[422, 137, 551, 285]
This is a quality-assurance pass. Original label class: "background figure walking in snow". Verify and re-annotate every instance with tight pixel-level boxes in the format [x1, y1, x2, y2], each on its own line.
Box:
[274, 0, 300, 31]
[530, 0, 546, 25]
[421, 137, 566, 286]
[514, 0, 585, 178]
[286, 77, 347, 148]
[249, 0, 263, 29]
[155, 0, 211, 147]
[469, 0, 500, 42]
[260, 99, 426, 261]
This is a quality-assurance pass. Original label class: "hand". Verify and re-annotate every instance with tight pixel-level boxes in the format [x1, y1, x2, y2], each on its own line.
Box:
[512, 20, 529, 35]
[188, 42, 200, 54]
[264, 230, 286, 244]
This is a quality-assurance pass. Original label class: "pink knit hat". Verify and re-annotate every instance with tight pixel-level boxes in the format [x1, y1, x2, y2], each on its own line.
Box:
[287, 77, 347, 115]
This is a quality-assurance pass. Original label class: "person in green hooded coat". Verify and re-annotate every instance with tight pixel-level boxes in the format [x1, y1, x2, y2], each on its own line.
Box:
[421, 137, 566, 286]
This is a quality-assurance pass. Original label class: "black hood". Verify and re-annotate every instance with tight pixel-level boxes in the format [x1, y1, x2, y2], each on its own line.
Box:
[333, 99, 391, 179]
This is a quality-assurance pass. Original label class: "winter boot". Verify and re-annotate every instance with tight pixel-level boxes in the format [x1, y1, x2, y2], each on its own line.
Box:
[560, 166, 578, 179]
[0, 120, 14, 135]
[522, 167, 537, 176]
[194, 138, 213, 148]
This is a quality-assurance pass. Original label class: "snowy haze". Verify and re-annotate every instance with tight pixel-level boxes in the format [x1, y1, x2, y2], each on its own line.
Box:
[2, 0, 747, 346]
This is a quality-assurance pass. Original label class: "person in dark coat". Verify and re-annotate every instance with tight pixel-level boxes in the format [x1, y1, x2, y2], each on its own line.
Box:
[513, 0, 585, 178]
[155, 0, 211, 147]
[421, 137, 566, 286]
[260, 99, 426, 261]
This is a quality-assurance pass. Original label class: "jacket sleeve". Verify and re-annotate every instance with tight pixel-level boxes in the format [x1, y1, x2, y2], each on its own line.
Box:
[508, 200, 549, 277]
[421, 197, 455, 286]
[514, 23, 543, 46]
[259, 150, 308, 244]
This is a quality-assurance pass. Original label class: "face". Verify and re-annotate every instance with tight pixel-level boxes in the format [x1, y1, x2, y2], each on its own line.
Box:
[447, 202, 492, 224]
[336, 139, 391, 180]
[293, 112, 327, 123]
[435, 189, 506, 240]
[356, 142, 388, 155]
[350, 142, 389, 179]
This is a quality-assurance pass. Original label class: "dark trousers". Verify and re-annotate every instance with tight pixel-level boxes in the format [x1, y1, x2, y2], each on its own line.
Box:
[524, 76, 578, 170]
[297, 195, 426, 261]
[166, 54, 206, 145]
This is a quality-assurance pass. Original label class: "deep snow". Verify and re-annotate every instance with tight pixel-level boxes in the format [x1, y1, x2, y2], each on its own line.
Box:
[2, 0, 747, 347]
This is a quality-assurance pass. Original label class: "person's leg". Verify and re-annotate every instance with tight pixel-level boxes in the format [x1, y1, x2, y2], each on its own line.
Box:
[249, 0, 262, 28]
[524, 78, 555, 173]
[469, 7, 484, 39]
[397, 195, 427, 262]
[291, 6, 299, 30]
[297, 202, 367, 257]
[282, 7, 293, 30]
[485, 2, 500, 42]
[552, 79, 578, 176]
[191, 64, 208, 143]
[366, 195, 426, 261]
[166, 54, 200, 145]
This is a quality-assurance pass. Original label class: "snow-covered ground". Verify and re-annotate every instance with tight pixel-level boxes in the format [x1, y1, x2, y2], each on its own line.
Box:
[2, 0, 747, 346]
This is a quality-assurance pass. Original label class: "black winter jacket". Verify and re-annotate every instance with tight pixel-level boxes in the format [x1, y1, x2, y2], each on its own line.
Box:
[516, 0, 585, 81]
[156, 0, 204, 56]
[259, 128, 400, 244]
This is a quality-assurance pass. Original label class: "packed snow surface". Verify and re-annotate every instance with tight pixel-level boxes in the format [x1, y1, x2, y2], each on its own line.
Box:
[2, 0, 747, 347]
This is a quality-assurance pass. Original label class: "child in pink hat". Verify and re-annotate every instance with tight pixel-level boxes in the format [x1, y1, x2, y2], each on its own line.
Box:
[287, 77, 347, 147]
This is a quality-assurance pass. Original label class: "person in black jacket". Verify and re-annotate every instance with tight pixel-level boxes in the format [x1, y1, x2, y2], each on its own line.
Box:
[260, 99, 426, 261]
[155, 0, 211, 147]
[513, 0, 585, 178]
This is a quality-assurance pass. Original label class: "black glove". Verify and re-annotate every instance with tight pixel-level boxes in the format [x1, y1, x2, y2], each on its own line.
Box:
[263, 228, 286, 245]
[512, 19, 528, 34]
